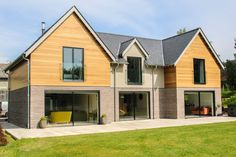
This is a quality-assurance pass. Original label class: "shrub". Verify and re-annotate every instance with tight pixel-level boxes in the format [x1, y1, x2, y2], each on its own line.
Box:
[222, 91, 236, 98]
[223, 95, 236, 107]
[0, 125, 8, 146]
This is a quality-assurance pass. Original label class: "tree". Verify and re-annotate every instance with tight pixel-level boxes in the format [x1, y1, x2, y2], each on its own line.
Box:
[177, 28, 187, 35]
[225, 60, 236, 90]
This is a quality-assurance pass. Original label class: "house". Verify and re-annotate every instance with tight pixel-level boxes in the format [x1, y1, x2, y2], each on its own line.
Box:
[0, 64, 8, 103]
[5, 6, 224, 128]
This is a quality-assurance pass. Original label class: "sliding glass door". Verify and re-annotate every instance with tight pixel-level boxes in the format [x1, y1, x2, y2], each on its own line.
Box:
[45, 91, 99, 126]
[184, 91, 215, 118]
[119, 92, 150, 121]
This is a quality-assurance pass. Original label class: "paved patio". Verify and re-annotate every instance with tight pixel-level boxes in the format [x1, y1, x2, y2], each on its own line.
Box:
[1, 116, 236, 139]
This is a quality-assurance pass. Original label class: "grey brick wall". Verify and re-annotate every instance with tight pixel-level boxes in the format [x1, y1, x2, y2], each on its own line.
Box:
[159, 88, 177, 118]
[8, 87, 28, 128]
[30, 86, 114, 128]
[159, 87, 222, 119]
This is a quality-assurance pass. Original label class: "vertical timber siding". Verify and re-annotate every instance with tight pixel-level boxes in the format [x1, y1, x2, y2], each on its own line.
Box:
[176, 34, 221, 88]
[30, 13, 111, 87]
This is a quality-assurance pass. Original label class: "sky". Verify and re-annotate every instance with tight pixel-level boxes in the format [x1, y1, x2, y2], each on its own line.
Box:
[0, 0, 236, 63]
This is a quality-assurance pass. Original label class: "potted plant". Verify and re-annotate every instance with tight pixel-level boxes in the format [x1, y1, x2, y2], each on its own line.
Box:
[39, 116, 48, 129]
[100, 114, 107, 125]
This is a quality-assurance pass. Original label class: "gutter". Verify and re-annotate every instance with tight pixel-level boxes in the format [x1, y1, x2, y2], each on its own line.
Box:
[22, 55, 31, 129]
[151, 65, 158, 119]
[113, 62, 120, 122]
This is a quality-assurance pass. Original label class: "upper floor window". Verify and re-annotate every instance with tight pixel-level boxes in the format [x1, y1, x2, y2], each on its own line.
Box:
[127, 57, 142, 85]
[63, 47, 84, 81]
[193, 58, 205, 84]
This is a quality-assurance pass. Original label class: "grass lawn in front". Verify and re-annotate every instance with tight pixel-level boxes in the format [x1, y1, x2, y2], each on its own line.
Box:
[1, 122, 236, 157]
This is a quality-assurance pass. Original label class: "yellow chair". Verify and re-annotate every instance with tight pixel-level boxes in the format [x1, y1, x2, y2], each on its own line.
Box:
[50, 111, 72, 123]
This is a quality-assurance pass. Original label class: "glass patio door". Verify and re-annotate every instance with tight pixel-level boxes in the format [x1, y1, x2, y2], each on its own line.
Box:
[184, 91, 215, 118]
[119, 92, 150, 121]
[73, 92, 98, 125]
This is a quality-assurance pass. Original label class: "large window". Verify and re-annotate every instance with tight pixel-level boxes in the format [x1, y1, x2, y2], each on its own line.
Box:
[127, 57, 142, 84]
[194, 58, 205, 84]
[63, 47, 84, 81]
[45, 91, 99, 126]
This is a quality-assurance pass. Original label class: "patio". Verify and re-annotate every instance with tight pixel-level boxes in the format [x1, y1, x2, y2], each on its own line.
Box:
[1, 116, 236, 139]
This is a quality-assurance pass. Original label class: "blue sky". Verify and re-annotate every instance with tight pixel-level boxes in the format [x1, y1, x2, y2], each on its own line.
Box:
[0, 0, 236, 63]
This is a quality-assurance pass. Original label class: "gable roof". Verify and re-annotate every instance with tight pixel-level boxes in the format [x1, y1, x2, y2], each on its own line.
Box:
[162, 28, 199, 65]
[97, 32, 164, 66]
[162, 28, 224, 68]
[6, 6, 224, 71]
[24, 6, 115, 61]
[118, 38, 149, 58]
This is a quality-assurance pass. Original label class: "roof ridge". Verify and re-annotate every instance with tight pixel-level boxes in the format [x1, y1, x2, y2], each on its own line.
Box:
[120, 37, 135, 45]
[96, 32, 162, 41]
[163, 27, 200, 41]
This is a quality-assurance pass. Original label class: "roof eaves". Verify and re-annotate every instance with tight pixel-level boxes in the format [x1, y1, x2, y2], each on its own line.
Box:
[24, 6, 116, 61]
[4, 53, 25, 72]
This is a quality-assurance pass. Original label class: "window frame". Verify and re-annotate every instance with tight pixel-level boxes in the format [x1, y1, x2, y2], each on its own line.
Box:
[193, 58, 206, 84]
[62, 47, 84, 82]
[127, 56, 142, 85]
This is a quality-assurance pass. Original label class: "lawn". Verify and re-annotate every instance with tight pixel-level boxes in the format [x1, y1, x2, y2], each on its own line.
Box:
[1, 122, 236, 157]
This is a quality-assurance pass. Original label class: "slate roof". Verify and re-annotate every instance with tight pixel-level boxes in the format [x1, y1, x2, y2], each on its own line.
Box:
[97, 28, 202, 66]
[162, 28, 199, 65]
[0, 64, 8, 79]
[97, 32, 164, 66]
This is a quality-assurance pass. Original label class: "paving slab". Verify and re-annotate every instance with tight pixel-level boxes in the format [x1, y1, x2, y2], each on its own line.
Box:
[1, 116, 236, 139]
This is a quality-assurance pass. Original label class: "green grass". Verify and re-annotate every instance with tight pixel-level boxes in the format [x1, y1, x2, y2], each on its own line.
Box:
[1, 122, 236, 157]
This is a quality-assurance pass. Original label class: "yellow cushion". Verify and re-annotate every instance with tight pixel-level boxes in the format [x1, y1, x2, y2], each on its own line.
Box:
[50, 111, 72, 123]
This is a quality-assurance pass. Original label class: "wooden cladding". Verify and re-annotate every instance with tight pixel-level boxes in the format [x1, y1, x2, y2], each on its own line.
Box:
[9, 61, 28, 91]
[30, 13, 111, 86]
[164, 66, 176, 88]
[176, 34, 221, 88]
[164, 34, 221, 88]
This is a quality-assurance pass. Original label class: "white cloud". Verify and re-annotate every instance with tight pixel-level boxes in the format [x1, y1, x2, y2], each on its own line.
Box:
[0, 0, 235, 61]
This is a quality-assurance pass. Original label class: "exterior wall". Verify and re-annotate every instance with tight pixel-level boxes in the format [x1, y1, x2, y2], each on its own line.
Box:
[0, 79, 8, 90]
[0, 79, 8, 102]
[30, 86, 114, 128]
[164, 67, 176, 88]
[176, 34, 221, 88]
[159, 88, 177, 118]
[9, 61, 28, 91]
[176, 87, 222, 118]
[30, 13, 111, 87]
[7, 61, 29, 127]
[8, 87, 28, 128]
[111, 43, 164, 89]
[159, 87, 222, 119]
[114, 87, 160, 121]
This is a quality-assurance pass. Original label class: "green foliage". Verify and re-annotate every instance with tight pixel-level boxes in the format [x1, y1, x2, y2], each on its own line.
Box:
[223, 95, 236, 107]
[177, 28, 187, 35]
[222, 90, 236, 98]
[222, 90, 236, 107]
[40, 116, 48, 121]
[225, 60, 236, 90]
[101, 114, 107, 118]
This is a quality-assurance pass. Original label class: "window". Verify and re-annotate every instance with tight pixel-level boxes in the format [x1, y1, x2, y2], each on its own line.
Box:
[193, 58, 205, 84]
[63, 47, 84, 81]
[127, 57, 142, 84]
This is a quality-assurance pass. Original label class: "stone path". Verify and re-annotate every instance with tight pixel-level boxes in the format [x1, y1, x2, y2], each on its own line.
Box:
[1, 116, 236, 139]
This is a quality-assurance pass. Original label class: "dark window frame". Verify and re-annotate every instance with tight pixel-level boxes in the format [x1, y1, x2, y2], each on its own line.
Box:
[127, 57, 142, 85]
[62, 47, 84, 81]
[193, 58, 206, 84]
